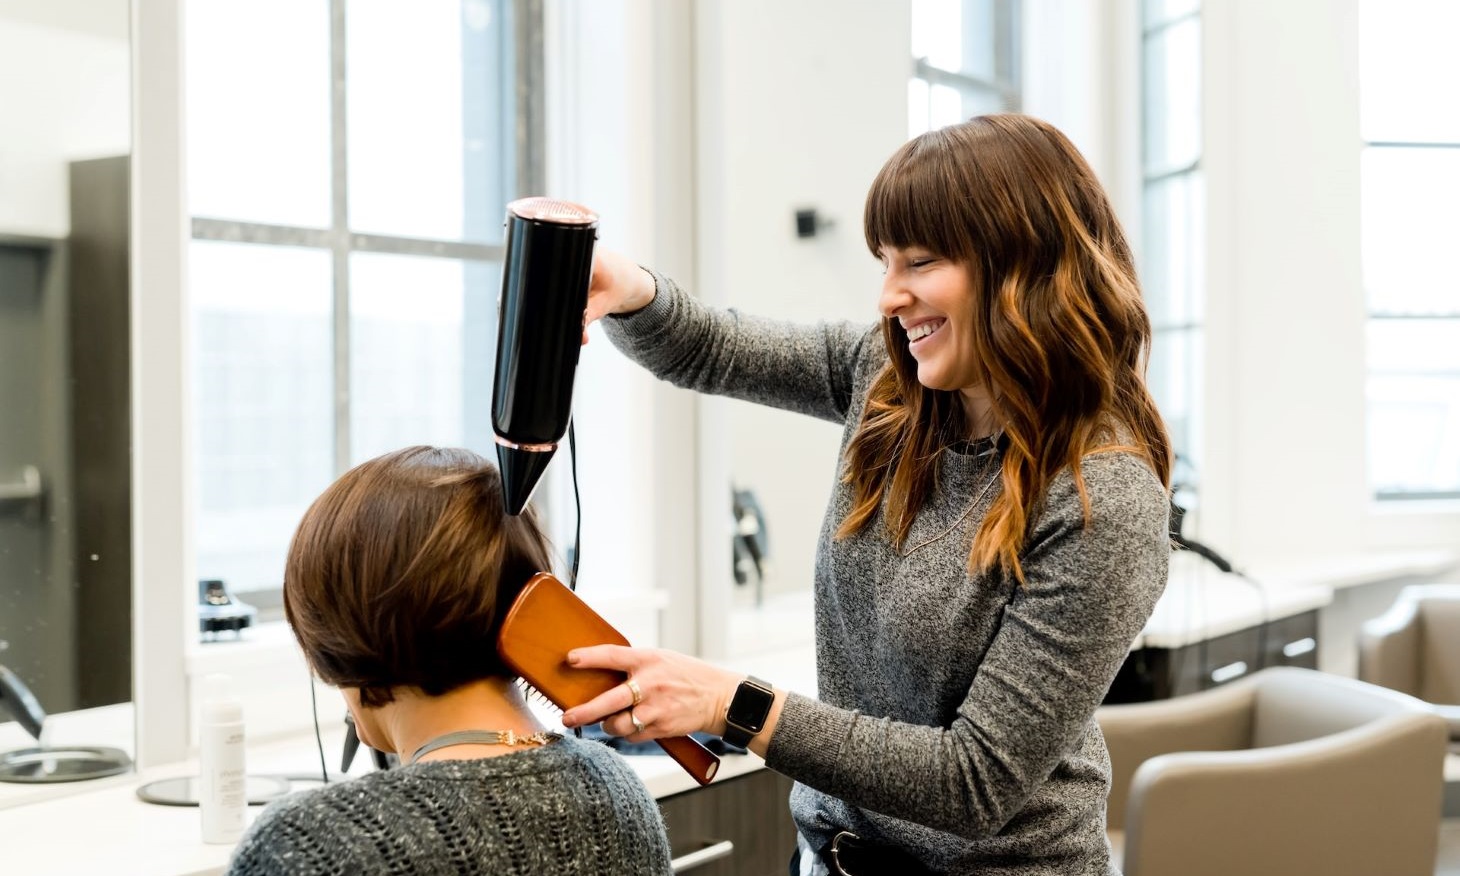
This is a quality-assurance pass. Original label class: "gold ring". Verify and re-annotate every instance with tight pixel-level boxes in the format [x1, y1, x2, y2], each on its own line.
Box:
[624, 676, 643, 706]
[629, 709, 646, 735]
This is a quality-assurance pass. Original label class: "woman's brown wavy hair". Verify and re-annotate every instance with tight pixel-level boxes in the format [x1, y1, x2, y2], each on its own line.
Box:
[838, 114, 1171, 583]
[285, 446, 554, 707]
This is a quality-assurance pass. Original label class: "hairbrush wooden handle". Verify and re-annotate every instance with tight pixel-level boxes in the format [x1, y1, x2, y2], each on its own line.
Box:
[655, 735, 720, 784]
[497, 572, 721, 786]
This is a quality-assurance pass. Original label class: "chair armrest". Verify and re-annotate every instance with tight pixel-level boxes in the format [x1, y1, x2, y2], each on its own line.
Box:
[1096, 679, 1255, 831]
[1123, 712, 1447, 876]
[1415, 592, 1460, 706]
[1359, 596, 1421, 695]
[1437, 703, 1460, 739]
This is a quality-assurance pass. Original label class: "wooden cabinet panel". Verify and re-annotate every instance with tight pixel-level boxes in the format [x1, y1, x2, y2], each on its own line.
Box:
[660, 769, 797, 876]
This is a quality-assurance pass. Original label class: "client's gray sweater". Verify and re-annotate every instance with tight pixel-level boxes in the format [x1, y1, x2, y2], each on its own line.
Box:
[604, 274, 1170, 875]
[226, 735, 671, 875]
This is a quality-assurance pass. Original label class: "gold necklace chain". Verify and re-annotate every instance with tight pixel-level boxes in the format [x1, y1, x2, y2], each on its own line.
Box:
[898, 459, 1002, 559]
[408, 729, 556, 765]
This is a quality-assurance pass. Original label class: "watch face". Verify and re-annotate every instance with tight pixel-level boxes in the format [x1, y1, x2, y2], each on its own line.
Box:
[727, 680, 774, 732]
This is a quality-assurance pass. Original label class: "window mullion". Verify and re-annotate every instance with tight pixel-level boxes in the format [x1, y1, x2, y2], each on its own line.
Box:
[330, 0, 351, 475]
[998, 0, 1021, 111]
[1143, 160, 1201, 186]
[1365, 140, 1460, 150]
[515, 0, 546, 195]
[1369, 312, 1460, 321]
[912, 58, 1005, 97]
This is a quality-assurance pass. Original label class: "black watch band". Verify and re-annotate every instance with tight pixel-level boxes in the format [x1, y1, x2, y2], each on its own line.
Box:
[722, 676, 775, 749]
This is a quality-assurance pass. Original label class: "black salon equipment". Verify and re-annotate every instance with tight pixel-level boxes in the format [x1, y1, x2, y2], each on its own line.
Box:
[794, 207, 834, 239]
[0, 663, 132, 784]
[732, 487, 771, 606]
[1168, 453, 1238, 574]
[341, 713, 395, 772]
[492, 197, 598, 516]
[1169, 499, 1235, 573]
[198, 577, 258, 638]
[0, 664, 45, 740]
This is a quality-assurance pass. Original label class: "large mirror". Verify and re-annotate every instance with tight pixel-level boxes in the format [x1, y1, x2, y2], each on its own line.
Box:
[0, 0, 132, 789]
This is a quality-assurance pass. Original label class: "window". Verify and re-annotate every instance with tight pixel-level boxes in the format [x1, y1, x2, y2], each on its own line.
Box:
[185, 0, 542, 608]
[909, 0, 1020, 138]
[1140, 0, 1204, 499]
[1360, 0, 1460, 501]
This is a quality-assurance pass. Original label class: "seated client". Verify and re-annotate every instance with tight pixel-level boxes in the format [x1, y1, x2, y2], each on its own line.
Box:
[227, 445, 673, 876]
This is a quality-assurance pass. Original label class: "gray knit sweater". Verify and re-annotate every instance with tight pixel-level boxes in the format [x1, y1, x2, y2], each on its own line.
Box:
[604, 274, 1170, 875]
[226, 735, 672, 875]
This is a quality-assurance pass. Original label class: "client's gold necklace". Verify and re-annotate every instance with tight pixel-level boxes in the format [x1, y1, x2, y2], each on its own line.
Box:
[408, 729, 556, 765]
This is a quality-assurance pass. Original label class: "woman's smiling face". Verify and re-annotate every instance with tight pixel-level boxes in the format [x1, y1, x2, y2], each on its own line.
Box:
[877, 245, 981, 393]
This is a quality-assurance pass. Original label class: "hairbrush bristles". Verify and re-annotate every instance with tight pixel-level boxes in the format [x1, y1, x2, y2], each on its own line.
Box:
[516, 678, 560, 711]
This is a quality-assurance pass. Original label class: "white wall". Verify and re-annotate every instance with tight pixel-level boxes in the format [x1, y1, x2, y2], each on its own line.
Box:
[0, 14, 129, 237]
[546, 0, 914, 657]
[1021, 0, 1144, 235]
[1201, 0, 1459, 562]
[696, 0, 911, 618]
[544, 0, 699, 650]
[0, 0, 128, 40]
[1021, 0, 1113, 188]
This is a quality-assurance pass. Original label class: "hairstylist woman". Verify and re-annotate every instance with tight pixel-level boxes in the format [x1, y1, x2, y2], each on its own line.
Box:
[561, 114, 1172, 876]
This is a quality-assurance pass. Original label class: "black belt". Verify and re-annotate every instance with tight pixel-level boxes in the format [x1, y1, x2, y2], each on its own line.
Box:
[819, 831, 933, 876]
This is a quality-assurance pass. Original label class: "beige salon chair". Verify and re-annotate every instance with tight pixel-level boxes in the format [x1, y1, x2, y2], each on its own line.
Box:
[1098, 667, 1447, 876]
[1359, 583, 1460, 742]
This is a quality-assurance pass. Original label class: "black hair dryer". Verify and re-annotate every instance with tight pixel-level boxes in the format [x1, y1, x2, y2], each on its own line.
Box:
[492, 197, 599, 515]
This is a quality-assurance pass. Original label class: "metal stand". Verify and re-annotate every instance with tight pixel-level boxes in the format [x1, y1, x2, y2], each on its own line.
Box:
[0, 746, 131, 784]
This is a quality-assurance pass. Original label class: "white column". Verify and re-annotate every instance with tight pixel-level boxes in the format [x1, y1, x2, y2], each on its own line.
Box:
[131, 0, 194, 768]
[1202, 0, 1367, 563]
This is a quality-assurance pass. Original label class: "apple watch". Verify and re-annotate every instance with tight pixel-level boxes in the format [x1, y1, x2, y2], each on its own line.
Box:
[722, 676, 775, 748]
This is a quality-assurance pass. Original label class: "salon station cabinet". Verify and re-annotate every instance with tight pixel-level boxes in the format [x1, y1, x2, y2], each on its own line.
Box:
[1104, 549, 1460, 703]
[660, 767, 799, 875]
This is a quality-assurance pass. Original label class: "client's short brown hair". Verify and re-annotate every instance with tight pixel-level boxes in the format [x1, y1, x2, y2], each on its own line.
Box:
[284, 446, 553, 707]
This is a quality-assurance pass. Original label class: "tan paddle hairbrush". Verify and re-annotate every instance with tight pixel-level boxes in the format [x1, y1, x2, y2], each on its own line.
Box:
[497, 572, 720, 786]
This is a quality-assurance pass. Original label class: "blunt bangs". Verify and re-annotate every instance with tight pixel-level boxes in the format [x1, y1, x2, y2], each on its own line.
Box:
[863, 128, 976, 264]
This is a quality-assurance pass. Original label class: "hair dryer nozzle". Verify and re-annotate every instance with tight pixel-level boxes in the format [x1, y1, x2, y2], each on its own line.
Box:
[497, 442, 557, 516]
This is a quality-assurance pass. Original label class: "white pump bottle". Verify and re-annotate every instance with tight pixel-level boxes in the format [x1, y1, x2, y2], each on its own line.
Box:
[199, 673, 247, 844]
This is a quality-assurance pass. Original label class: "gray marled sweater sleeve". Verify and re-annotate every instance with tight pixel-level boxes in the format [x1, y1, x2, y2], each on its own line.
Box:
[765, 455, 1169, 839]
[601, 270, 877, 423]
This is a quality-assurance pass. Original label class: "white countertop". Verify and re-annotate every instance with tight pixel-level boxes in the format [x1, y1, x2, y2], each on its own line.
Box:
[1135, 551, 1334, 649]
[0, 642, 814, 876]
[0, 717, 770, 876]
[1137, 547, 1459, 649]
